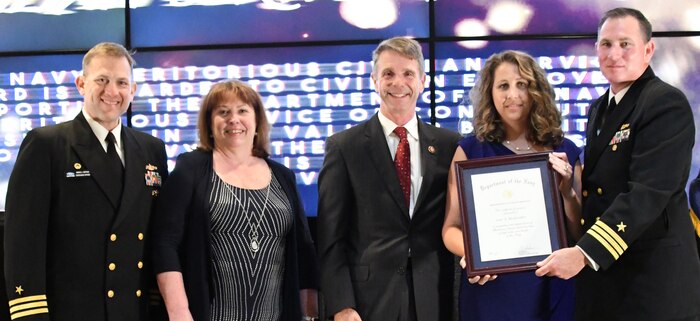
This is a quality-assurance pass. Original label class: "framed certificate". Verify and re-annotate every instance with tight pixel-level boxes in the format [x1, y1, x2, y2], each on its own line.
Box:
[455, 152, 567, 277]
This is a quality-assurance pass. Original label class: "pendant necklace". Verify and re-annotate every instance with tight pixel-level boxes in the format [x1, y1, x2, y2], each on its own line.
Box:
[223, 170, 271, 253]
[504, 140, 532, 152]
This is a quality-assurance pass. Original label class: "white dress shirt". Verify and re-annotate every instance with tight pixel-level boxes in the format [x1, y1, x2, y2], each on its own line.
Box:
[82, 109, 125, 165]
[378, 111, 422, 218]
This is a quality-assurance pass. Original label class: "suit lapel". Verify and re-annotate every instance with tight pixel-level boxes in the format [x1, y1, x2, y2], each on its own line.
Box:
[584, 93, 610, 172]
[584, 96, 602, 170]
[586, 95, 635, 171]
[413, 119, 437, 216]
[112, 128, 146, 229]
[585, 67, 655, 173]
[70, 113, 120, 208]
[364, 115, 410, 216]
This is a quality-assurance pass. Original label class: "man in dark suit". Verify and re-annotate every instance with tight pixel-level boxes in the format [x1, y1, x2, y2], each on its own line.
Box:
[535, 8, 700, 321]
[4, 42, 168, 321]
[317, 37, 460, 321]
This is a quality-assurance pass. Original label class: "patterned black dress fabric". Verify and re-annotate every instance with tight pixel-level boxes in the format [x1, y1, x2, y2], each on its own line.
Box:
[208, 170, 293, 321]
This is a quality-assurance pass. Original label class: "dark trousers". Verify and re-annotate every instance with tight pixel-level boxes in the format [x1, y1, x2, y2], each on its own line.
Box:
[400, 258, 417, 321]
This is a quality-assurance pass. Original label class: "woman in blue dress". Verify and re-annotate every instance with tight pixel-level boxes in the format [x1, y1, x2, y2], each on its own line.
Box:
[442, 50, 583, 321]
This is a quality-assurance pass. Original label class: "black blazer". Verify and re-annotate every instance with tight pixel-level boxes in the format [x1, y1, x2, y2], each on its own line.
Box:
[4, 112, 168, 321]
[577, 67, 700, 320]
[150, 150, 318, 321]
[687, 174, 700, 257]
[317, 114, 460, 321]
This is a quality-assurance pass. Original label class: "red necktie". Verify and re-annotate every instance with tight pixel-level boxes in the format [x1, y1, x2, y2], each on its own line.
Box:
[393, 127, 411, 208]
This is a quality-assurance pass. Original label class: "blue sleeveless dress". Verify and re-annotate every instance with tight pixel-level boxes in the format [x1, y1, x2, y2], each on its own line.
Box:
[458, 135, 581, 321]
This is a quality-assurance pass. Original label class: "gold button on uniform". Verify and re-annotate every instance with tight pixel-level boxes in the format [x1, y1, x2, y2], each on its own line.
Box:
[108, 263, 116, 271]
[137, 261, 143, 269]
[107, 290, 114, 298]
[612, 144, 618, 151]
[136, 290, 142, 297]
[580, 218, 585, 226]
[582, 190, 588, 197]
[137, 233, 144, 241]
[110, 234, 117, 242]
[597, 188, 603, 195]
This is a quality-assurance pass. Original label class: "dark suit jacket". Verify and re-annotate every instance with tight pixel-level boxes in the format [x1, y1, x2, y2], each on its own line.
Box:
[317, 114, 460, 321]
[687, 175, 700, 257]
[150, 150, 318, 321]
[577, 67, 700, 320]
[4, 112, 168, 321]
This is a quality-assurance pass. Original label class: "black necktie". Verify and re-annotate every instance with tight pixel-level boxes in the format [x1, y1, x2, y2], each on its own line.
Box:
[596, 97, 617, 134]
[106, 132, 124, 205]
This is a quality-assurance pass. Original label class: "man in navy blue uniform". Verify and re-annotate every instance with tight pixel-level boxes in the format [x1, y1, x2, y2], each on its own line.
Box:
[535, 8, 700, 321]
[4, 42, 168, 321]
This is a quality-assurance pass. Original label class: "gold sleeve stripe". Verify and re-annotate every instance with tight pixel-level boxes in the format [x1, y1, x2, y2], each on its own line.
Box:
[10, 301, 47, 313]
[690, 209, 700, 238]
[10, 308, 49, 320]
[8, 295, 47, 307]
[586, 228, 620, 260]
[590, 225, 624, 255]
[595, 220, 629, 250]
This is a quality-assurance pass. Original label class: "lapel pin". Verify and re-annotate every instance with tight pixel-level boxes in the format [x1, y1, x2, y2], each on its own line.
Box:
[146, 164, 157, 171]
[428, 146, 436, 154]
[74, 163, 82, 170]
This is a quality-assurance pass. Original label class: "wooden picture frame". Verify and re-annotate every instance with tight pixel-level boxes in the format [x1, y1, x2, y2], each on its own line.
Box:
[455, 152, 567, 277]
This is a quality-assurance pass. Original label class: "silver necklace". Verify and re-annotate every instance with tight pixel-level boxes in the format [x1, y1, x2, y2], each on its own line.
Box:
[504, 140, 532, 151]
[222, 171, 271, 253]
